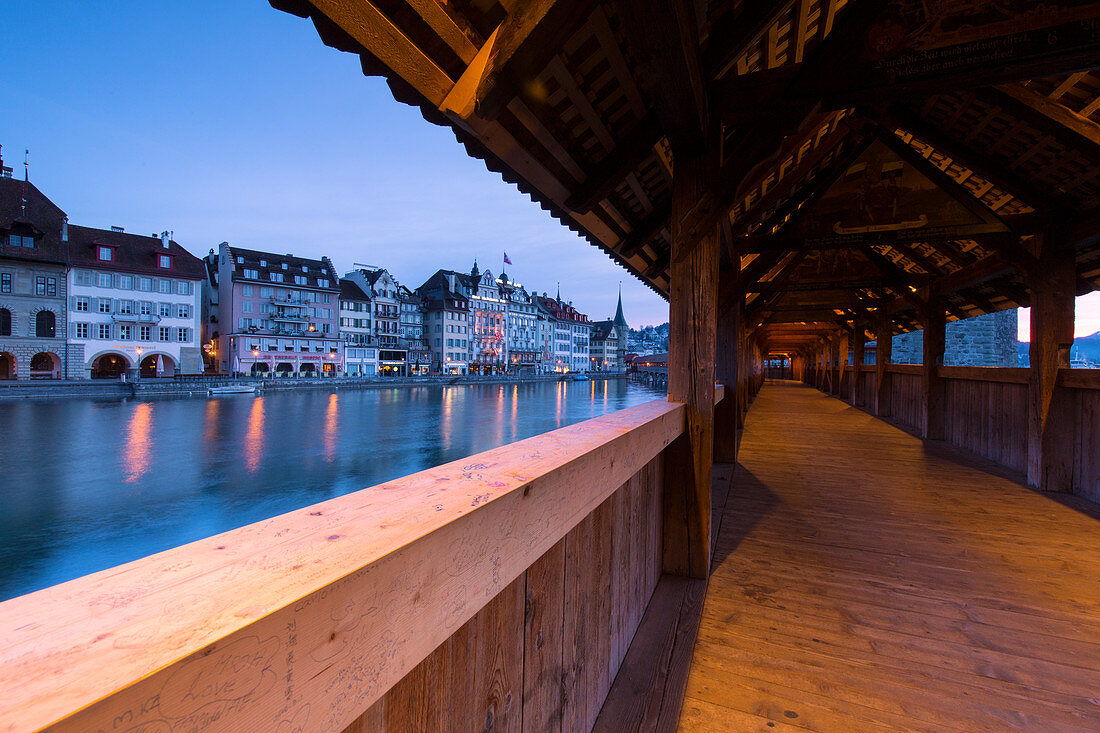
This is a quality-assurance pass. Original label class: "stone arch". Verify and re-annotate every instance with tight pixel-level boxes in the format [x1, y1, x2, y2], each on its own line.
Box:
[29, 351, 61, 379]
[139, 352, 177, 378]
[88, 350, 132, 379]
[0, 351, 15, 379]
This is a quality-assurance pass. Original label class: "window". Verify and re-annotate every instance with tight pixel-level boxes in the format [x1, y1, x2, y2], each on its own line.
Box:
[140, 277, 152, 292]
[1, 273, 10, 293]
[242, 284, 253, 296]
[159, 303, 171, 317]
[0, 308, 9, 335]
[158, 279, 171, 294]
[242, 301, 253, 314]
[159, 327, 171, 342]
[118, 325, 131, 340]
[236, 256, 244, 264]
[75, 297, 89, 312]
[140, 302, 152, 316]
[318, 279, 331, 288]
[97, 246, 113, 261]
[99, 300, 112, 314]
[98, 273, 112, 288]
[294, 276, 307, 286]
[270, 272, 284, 283]
[260, 287, 274, 297]
[177, 304, 190, 319]
[98, 323, 112, 339]
[119, 300, 133, 315]
[75, 322, 89, 339]
[301, 265, 308, 273]
[139, 325, 151, 341]
[158, 255, 172, 269]
[120, 275, 133, 289]
[259, 260, 267, 267]
[243, 269, 259, 279]
[176, 281, 190, 295]
[280, 263, 287, 270]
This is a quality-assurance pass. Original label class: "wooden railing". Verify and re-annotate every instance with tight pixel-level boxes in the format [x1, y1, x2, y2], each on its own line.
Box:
[823, 365, 1100, 502]
[0, 398, 690, 732]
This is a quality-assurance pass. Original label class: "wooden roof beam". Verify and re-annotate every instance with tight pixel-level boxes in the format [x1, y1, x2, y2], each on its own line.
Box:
[474, 0, 599, 120]
[565, 114, 663, 213]
[611, 0, 708, 153]
[868, 105, 1077, 216]
[988, 83, 1100, 157]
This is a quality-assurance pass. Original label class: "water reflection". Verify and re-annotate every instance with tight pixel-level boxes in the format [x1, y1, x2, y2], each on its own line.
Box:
[0, 379, 664, 600]
[324, 393, 338, 462]
[122, 403, 152, 483]
[244, 397, 265, 474]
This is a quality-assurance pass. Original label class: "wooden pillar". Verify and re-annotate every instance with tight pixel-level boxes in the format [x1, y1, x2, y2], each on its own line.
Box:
[850, 324, 865, 406]
[714, 268, 740, 463]
[663, 154, 718, 579]
[875, 318, 893, 417]
[1027, 233, 1075, 491]
[829, 338, 841, 396]
[921, 303, 946, 440]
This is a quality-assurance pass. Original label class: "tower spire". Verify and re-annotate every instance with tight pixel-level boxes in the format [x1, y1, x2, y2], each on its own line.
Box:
[613, 282, 629, 334]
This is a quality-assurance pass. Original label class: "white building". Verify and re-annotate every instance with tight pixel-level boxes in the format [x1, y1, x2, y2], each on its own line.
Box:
[339, 278, 377, 376]
[501, 275, 538, 372]
[68, 226, 204, 377]
[344, 266, 406, 376]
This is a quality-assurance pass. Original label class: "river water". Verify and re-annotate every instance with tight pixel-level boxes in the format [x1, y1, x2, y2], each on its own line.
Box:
[0, 379, 665, 600]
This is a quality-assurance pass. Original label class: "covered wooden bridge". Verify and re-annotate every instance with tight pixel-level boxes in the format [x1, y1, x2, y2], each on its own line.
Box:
[3, 1, 1100, 731]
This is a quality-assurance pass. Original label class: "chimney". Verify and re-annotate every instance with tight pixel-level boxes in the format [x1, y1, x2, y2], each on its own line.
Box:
[111, 226, 124, 233]
[161, 231, 170, 249]
[0, 144, 9, 178]
[61, 217, 68, 243]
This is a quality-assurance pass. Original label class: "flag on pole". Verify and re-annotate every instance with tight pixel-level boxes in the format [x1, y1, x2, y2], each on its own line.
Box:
[503, 252, 512, 265]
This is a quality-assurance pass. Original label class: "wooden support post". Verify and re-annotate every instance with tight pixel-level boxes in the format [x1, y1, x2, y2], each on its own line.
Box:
[875, 319, 893, 418]
[714, 268, 741, 463]
[1027, 233, 1076, 491]
[664, 154, 717, 579]
[850, 323, 865, 406]
[830, 338, 842, 396]
[921, 303, 946, 440]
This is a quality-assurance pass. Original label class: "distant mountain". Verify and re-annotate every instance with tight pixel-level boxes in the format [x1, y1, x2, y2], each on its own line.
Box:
[1018, 332, 1100, 366]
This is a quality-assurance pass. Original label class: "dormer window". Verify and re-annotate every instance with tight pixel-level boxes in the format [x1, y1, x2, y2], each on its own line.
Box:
[301, 265, 308, 272]
[158, 254, 172, 269]
[270, 272, 284, 283]
[259, 259, 267, 267]
[97, 245, 114, 261]
[281, 263, 288, 270]
[236, 256, 244, 264]
[7, 234, 35, 248]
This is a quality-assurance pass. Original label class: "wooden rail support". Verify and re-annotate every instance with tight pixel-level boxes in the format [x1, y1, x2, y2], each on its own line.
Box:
[1027, 233, 1076, 492]
[829, 338, 841, 396]
[921, 304, 947, 440]
[875, 319, 893, 418]
[850, 324, 865, 406]
[714, 269, 741, 463]
[665, 153, 717, 579]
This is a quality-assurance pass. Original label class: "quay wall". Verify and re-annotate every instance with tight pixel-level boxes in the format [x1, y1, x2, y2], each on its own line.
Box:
[0, 373, 629, 401]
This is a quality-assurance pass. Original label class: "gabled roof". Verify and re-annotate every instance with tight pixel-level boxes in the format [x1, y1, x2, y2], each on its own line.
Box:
[339, 278, 371, 302]
[590, 320, 618, 341]
[68, 225, 205, 279]
[226, 246, 339, 290]
[0, 176, 68, 264]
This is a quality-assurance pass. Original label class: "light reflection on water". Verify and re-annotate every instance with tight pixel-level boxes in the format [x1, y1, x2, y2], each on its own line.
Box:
[0, 379, 665, 600]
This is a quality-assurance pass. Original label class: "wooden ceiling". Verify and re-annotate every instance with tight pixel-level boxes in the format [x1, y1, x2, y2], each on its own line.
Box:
[271, 0, 1100, 355]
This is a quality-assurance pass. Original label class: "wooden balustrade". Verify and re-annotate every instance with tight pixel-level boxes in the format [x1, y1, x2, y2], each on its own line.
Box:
[811, 364, 1100, 502]
[0, 398, 692, 733]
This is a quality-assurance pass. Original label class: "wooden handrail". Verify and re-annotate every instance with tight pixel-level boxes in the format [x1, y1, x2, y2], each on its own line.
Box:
[885, 364, 922, 376]
[1060, 368, 1100, 389]
[938, 366, 1029, 384]
[0, 399, 686, 733]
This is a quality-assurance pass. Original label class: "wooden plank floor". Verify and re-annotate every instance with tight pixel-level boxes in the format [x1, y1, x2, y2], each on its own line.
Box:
[680, 381, 1100, 732]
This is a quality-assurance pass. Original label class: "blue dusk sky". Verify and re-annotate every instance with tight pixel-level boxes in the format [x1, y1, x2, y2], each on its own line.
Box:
[1, 2, 1097, 338]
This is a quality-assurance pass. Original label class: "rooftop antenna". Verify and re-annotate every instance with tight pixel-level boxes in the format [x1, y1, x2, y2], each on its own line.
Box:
[20, 149, 29, 218]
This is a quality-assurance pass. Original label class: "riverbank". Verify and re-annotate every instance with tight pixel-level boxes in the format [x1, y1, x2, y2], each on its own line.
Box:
[0, 373, 630, 400]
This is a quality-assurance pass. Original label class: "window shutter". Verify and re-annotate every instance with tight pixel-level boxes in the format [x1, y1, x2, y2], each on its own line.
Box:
[89, 297, 98, 312]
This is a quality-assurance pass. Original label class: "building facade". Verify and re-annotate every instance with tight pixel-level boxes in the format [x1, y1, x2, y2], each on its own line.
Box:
[588, 321, 620, 371]
[339, 279, 377, 376]
[216, 242, 343, 377]
[399, 286, 430, 375]
[462, 263, 507, 374]
[537, 293, 591, 373]
[418, 270, 470, 374]
[502, 276, 538, 372]
[68, 227, 204, 378]
[0, 174, 79, 379]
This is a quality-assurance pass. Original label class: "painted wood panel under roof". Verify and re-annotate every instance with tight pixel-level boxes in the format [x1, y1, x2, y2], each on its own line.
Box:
[270, 0, 1100, 354]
